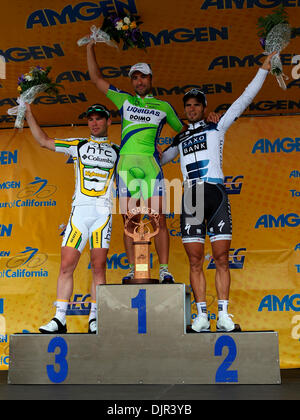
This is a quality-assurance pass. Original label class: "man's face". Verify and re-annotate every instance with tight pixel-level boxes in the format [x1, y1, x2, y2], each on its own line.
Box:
[130, 71, 152, 97]
[184, 98, 206, 123]
[87, 113, 111, 137]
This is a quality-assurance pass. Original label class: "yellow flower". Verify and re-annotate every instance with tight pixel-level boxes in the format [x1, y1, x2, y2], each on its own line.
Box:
[17, 85, 22, 92]
[122, 25, 129, 30]
[130, 22, 137, 29]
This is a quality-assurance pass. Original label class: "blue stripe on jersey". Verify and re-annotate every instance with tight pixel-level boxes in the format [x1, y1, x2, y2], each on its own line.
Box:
[187, 160, 209, 171]
[121, 126, 157, 147]
[108, 84, 131, 96]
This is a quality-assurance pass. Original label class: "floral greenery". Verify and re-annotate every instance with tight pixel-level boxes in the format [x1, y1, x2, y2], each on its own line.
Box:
[17, 66, 62, 95]
[101, 13, 146, 50]
[257, 6, 300, 48]
[257, 6, 289, 40]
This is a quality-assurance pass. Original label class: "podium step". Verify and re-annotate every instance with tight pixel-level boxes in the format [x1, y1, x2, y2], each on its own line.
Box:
[8, 284, 281, 385]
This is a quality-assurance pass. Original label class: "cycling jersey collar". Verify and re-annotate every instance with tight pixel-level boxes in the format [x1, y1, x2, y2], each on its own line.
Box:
[90, 135, 109, 143]
[188, 120, 207, 130]
[135, 93, 154, 100]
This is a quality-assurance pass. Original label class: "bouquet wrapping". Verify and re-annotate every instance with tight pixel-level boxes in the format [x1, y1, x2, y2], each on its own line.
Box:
[78, 14, 146, 50]
[7, 66, 62, 129]
[8, 84, 49, 129]
[258, 7, 291, 90]
[77, 25, 118, 49]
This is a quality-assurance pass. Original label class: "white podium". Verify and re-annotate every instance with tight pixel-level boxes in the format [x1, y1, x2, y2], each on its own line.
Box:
[8, 284, 281, 384]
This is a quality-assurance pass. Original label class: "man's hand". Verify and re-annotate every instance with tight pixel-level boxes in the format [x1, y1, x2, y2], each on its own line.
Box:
[261, 51, 277, 71]
[206, 112, 222, 124]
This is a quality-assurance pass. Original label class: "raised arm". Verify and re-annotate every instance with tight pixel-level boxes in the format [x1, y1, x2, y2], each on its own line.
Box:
[25, 104, 55, 151]
[86, 42, 110, 94]
[217, 51, 276, 133]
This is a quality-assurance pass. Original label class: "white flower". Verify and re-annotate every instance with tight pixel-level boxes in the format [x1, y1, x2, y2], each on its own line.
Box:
[124, 17, 130, 25]
[116, 20, 123, 30]
[24, 74, 33, 81]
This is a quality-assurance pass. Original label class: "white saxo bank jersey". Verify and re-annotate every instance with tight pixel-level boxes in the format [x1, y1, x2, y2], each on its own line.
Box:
[55, 135, 119, 209]
[161, 68, 268, 183]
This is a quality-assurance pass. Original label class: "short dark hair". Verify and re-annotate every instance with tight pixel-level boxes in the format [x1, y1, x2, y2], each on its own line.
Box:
[86, 104, 110, 119]
[183, 89, 207, 107]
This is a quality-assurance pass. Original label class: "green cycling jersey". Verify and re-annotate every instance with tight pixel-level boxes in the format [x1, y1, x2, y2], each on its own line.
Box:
[107, 84, 183, 157]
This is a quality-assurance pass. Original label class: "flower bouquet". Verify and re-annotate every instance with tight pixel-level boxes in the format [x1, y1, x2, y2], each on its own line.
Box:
[7, 66, 62, 129]
[257, 6, 291, 90]
[77, 13, 146, 50]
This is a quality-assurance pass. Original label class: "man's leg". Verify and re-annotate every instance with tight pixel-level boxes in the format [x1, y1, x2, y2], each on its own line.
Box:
[211, 239, 235, 331]
[211, 239, 231, 300]
[147, 194, 174, 283]
[120, 196, 140, 281]
[56, 246, 81, 300]
[89, 247, 109, 300]
[88, 247, 109, 333]
[183, 241, 210, 332]
[39, 246, 81, 333]
[183, 242, 206, 302]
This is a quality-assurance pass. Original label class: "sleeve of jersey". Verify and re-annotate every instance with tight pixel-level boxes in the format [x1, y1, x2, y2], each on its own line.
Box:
[106, 84, 131, 110]
[164, 102, 184, 133]
[217, 68, 268, 132]
[160, 144, 179, 166]
[54, 138, 80, 157]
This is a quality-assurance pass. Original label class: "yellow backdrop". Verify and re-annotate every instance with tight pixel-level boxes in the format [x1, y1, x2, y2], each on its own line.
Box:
[0, 114, 299, 369]
[0, 0, 300, 370]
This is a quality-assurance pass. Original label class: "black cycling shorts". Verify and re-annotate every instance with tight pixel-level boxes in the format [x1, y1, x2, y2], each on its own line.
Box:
[180, 181, 232, 244]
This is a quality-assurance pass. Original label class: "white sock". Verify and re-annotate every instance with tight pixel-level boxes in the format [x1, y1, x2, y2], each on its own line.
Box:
[89, 301, 97, 322]
[218, 300, 229, 314]
[54, 300, 68, 325]
[196, 302, 207, 316]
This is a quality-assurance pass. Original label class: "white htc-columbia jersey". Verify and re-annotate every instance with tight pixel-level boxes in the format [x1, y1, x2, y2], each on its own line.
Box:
[161, 68, 268, 184]
[54, 135, 119, 208]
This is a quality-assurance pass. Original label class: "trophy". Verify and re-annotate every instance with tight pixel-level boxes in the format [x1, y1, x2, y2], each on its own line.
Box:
[123, 207, 160, 284]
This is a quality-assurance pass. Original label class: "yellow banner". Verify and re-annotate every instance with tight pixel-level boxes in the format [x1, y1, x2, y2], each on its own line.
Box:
[0, 114, 300, 369]
[0, 0, 300, 131]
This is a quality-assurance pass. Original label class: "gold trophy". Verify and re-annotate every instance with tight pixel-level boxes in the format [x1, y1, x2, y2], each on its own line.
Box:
[123, 207, 160, 284]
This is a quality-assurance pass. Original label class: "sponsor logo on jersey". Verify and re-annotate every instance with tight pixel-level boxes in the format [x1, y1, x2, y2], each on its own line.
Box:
[182, 134, 207, 155]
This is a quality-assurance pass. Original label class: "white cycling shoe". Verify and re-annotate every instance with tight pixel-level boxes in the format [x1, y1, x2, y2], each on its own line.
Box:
[122, 267, 134, 283]
[39, 317, 67, 334]
[191, 313, 211, 332]
[159, 268, 175, 284]
[216, 312, 235, 332]
[88, 319, 97, 334]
